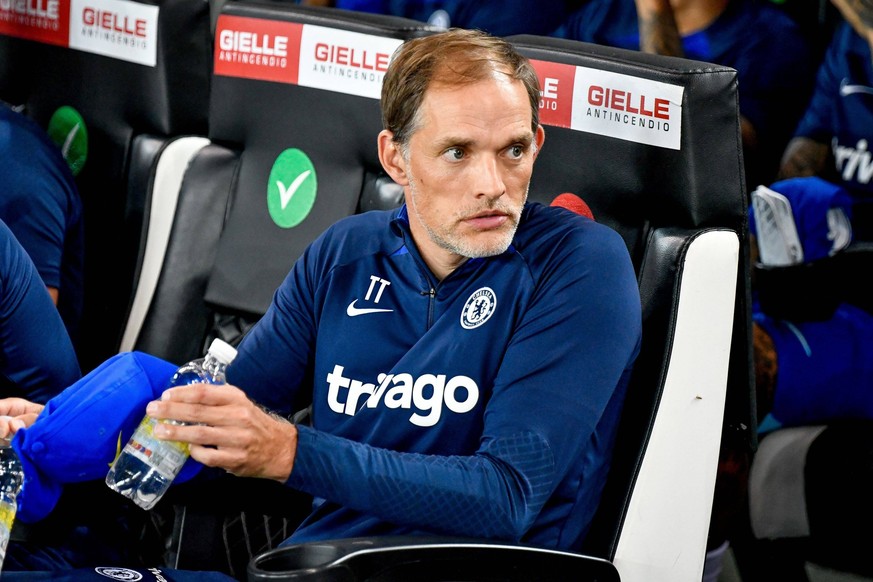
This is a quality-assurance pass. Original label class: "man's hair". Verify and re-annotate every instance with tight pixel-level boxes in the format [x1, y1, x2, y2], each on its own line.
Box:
[381, 28, 541, 151]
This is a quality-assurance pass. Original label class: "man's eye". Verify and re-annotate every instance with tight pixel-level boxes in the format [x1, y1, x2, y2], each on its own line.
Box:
[443, 147, 465, 161]
[508, 145, 524, 159]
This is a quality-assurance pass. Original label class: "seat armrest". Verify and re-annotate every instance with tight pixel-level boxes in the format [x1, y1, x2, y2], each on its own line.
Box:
[248, 536, 620, 582]
[754, 242, 873, 320]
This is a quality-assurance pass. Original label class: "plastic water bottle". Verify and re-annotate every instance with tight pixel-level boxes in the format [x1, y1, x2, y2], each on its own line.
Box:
[106, 339, 238, 510]
[0, 440, 24, 571]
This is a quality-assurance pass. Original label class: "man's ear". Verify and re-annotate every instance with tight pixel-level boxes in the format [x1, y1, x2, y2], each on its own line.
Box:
[378, 130, 409, 186]
[533, 124, 545, 160]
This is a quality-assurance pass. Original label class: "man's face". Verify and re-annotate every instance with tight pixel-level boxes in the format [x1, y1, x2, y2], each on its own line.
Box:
[398, 73, 544, 277]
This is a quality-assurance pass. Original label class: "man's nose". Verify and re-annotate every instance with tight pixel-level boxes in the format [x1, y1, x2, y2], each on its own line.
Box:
[473, 155, 506, 200]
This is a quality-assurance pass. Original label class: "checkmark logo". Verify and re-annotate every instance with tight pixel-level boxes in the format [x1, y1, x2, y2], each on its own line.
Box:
[47, 105, 88, 176]
[268, 149, 317, 228]
[346, 299, 393, 317]
[277, 170, 311, 210]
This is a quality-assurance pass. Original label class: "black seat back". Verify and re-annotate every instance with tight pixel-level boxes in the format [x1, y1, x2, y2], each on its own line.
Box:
[0, 0, 212, 371]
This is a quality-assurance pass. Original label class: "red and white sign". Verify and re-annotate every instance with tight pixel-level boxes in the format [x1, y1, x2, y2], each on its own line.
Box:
[0, 0, 69, 46]
[69, 0, 158, 66]
[0, 0, 158, 66]
[297, 24, 399, 99]
[533, 59, 575, 130]
[214, 14, 402, 100]
[214, 15, 301, 84]
[531, 59, 684, 150]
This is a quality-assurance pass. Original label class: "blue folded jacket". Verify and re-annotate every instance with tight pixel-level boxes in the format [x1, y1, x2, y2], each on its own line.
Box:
[755, 303, 873, 428]
[11, 351, 204, 523]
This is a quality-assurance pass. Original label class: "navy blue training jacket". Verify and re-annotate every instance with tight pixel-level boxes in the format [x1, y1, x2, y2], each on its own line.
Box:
[228, 201, 642, 550]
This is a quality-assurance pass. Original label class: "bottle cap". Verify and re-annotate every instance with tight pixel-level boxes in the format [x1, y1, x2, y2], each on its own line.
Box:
[207, 338, 238, 364]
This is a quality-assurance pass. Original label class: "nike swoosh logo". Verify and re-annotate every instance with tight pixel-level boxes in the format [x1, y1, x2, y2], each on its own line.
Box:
[839, 78, 873, 97]
[277, 170, 311, 210]
[346, 299, 393, 317]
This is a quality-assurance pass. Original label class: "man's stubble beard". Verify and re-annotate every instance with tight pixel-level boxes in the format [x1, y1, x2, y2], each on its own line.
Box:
[406, 169, 527, 259]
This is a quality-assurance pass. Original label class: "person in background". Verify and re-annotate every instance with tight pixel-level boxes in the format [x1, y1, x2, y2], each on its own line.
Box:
[753, 0, 873, 499]
[778, 0, 873, 237]
[0, 216, 91, 571]
[0, 218, 79, 405]
[299, 0, 583, 35]
[555, 0, 819, 193]
[0, 102, 85, 357]
[733, 0, 873, 578]
[137, 28, 642, 552]
[0, 114, 136, 574]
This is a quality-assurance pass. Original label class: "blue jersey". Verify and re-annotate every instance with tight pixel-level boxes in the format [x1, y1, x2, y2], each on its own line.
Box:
[0, 219, 80, 403]
[228, 202, 642, 550]
[556, 0, 817, 187]
[795, 21, 873, 206]
[0, 105, 85, 348]
[333, 0, 574, 35]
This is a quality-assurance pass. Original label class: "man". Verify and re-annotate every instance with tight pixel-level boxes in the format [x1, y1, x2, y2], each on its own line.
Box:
[556, 0, 818, 192]
[0, 218, 148, 575]
[777, 0, 873, 239]
[0, 103, 85, 354]
[0, 218, 80, 405]
[145, 29, 642, 550]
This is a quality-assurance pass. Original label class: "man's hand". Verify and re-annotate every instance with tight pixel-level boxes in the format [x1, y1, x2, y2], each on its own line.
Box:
[145, 383, 298, 482]
[0, 397, 45, 439]
[778, 136, 829, 180]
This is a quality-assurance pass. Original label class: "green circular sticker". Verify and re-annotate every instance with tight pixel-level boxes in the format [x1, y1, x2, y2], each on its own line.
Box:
[267, 148, 317, 229]
[47, 106, 88, 176]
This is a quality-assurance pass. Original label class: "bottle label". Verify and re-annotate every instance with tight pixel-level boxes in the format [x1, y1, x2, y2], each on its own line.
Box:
[123, 417, 190, 479]
[0, 497, 16, 566]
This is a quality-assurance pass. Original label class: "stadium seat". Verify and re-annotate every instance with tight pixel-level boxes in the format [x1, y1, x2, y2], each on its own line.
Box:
[0, 0, 213, 372]
[244, 32, 752, 582]
[515, 36, 754, 577]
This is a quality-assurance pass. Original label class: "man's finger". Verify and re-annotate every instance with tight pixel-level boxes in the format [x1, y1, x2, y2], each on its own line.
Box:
[160, 383, 245, 405]
[146, 398, 240, 428]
